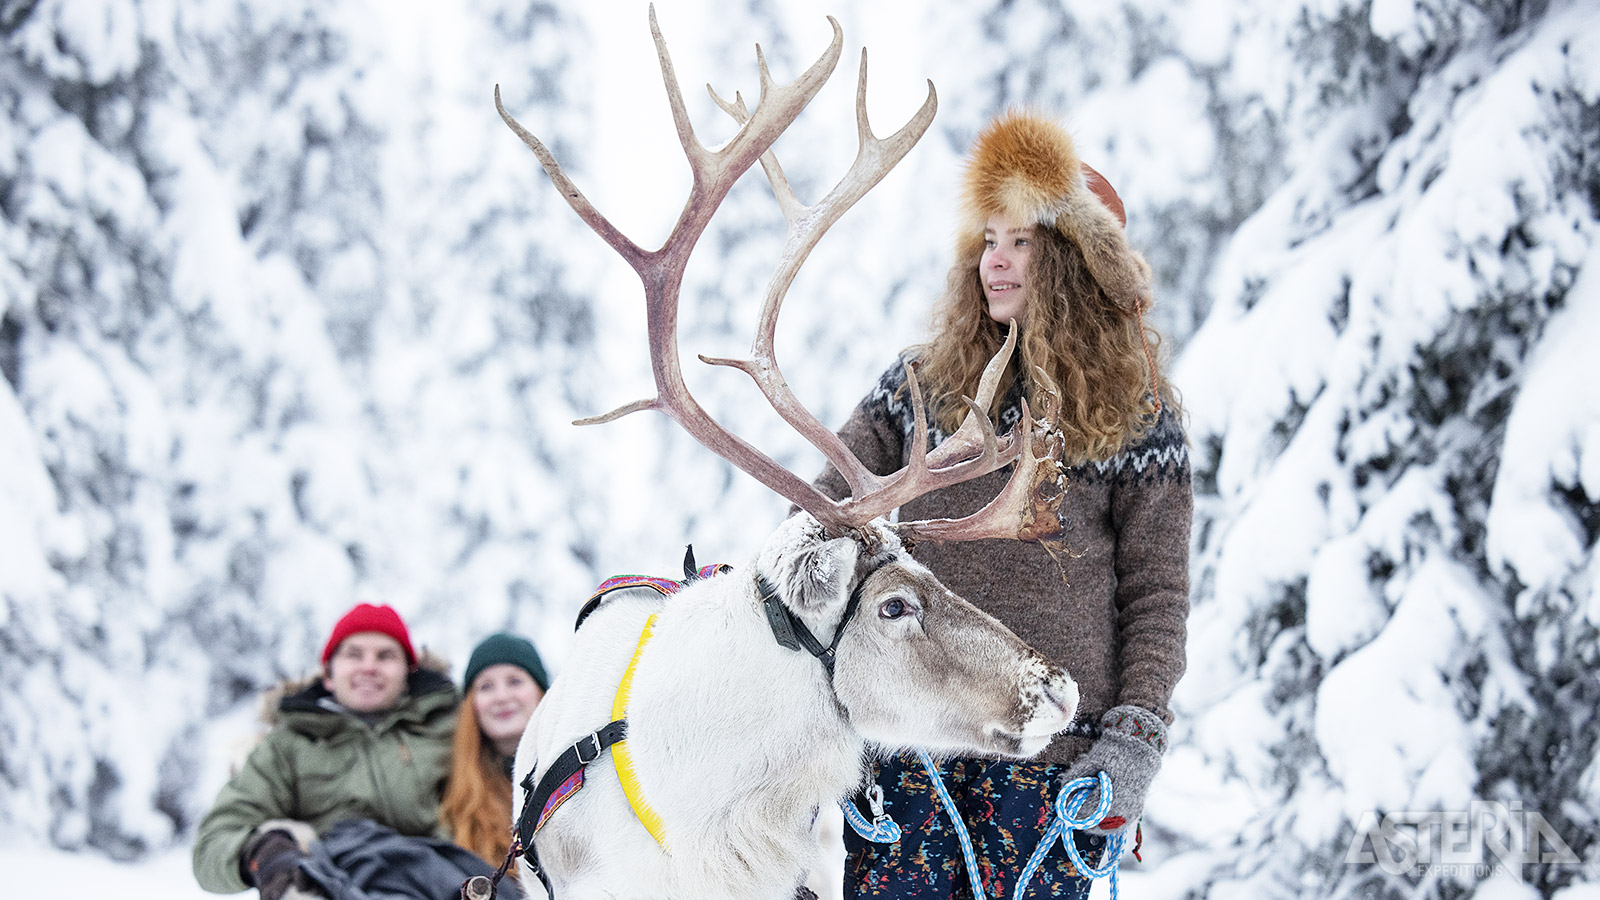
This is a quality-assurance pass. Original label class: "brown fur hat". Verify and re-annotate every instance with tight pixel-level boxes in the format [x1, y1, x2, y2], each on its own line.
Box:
[958, 110, 1152, 311]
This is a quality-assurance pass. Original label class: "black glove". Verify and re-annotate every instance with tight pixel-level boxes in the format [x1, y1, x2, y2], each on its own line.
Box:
[243, 828, 311, 900]
[1058, 705, 1167, 836]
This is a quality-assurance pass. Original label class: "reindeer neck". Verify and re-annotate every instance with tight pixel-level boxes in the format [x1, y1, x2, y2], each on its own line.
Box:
[622, 576, 867, 836]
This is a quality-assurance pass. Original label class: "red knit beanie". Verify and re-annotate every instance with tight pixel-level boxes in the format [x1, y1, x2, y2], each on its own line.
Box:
[321, 603, 417, 667]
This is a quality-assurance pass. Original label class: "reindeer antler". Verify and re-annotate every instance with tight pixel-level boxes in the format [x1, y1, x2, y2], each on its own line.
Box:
[498, 6, 1065, 544]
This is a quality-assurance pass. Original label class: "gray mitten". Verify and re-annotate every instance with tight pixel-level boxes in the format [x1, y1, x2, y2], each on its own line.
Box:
[1058, 705, 1167, 836]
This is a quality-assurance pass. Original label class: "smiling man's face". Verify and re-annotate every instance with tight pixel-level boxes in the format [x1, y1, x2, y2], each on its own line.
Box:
[322, 632, 410, 714]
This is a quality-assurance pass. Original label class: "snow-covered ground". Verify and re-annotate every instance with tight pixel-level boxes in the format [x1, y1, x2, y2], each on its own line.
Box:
[3, 842, 214, 900]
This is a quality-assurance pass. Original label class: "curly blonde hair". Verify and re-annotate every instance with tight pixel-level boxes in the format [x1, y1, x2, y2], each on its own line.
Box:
[438, 693, 517, 873]
[918, 226, 1174, 465]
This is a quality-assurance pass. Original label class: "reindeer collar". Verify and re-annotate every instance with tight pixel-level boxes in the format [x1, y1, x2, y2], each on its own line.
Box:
[757, 574, 866, 674]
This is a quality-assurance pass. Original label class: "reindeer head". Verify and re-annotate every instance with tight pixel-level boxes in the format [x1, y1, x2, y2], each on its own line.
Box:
[755, 513, 1077, 758]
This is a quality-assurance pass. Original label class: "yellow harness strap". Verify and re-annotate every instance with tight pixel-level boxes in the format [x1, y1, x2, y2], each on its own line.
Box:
[611, 613, 668, 848]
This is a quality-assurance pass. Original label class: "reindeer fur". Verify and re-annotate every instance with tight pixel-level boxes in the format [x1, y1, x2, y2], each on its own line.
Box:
[515, 514, 1078, 899]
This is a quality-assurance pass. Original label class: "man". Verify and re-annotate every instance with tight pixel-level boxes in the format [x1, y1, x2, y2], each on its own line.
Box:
[192, 603, 460, 899]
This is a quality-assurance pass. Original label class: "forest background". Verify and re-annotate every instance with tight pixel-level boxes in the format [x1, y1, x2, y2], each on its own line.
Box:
[2, 0, 1598, 897]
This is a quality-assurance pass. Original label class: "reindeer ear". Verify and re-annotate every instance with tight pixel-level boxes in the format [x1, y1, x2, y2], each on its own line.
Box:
[757, 514, 862, 614]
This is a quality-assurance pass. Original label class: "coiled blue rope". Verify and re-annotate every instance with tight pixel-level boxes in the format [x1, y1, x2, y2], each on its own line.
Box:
[914, 750, 1125, 900]
[1016, 771, 1123, 900]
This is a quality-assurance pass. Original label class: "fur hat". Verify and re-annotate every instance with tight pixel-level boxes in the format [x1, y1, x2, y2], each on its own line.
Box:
[958, 110, 1152, 311]
[463, 632, 550, 693]
[321, 603, 417, 667]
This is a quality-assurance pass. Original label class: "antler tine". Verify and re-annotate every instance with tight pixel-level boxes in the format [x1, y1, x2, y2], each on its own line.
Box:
[648, 4, 706, 171]
[754, 43, 776, 114]
[921, 317, 1030, 470]
[891, 398, 1069, 545]
[923, 319, 1022, 469]
[495, 85, 646, 269]
[834, 339, 1029, 525]
[650, 7, 841, 258]
[703, 49, 939, 501]
[508, 9, 853, 525]
[706, 87, 804, 224]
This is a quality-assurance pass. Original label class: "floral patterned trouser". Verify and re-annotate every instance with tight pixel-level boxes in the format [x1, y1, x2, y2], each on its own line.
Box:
[844, 755, 1108, 900]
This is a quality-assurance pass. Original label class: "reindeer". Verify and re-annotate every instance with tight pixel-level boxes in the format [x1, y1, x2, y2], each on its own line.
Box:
[492, 8, 1079, 899]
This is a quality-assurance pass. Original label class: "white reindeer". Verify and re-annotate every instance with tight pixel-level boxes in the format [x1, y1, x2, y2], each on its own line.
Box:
[492, 8, 1080, 899]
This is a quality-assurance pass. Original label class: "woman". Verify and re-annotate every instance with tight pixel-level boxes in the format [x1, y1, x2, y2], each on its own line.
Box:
[439, 632, 550, 870]
[816, 111, 1191, 899]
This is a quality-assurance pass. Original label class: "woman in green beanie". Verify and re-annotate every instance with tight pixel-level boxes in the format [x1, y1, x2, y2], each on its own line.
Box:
[439, 632, 550, 868]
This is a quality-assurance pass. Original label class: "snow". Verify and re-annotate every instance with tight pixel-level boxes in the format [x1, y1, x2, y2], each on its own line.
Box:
[0, 388, 61, 607]
[3, 0, 1598, 896]
[1, 842, 214, 900]
[1315, 556, 1484, 813]
[1488, 243, 1600, 595]
[1304, 533, 1386, 661]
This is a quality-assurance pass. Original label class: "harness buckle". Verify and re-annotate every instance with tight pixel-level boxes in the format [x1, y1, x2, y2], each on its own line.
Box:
[575, 731, 603, 764]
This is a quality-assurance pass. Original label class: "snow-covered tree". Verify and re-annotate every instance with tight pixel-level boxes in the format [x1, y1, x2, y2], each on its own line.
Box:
[0, 0, 592, 856]
[1169, 1, 1600, 896]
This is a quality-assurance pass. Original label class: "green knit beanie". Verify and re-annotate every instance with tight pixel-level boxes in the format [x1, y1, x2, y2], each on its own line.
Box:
[463, 632, 550, 693]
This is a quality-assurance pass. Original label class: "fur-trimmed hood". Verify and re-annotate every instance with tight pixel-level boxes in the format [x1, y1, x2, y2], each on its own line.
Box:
[958, 109, 1152, 312]
[257, 648, 454, 727]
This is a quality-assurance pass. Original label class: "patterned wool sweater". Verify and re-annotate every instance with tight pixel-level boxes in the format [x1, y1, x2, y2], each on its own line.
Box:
[813, 356, 1192, 767]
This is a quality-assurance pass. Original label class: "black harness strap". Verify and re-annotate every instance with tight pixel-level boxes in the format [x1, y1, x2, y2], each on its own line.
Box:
[507, 719, 629, 900]
[757, 574, 868, 675]
[516, 719, 630, 849]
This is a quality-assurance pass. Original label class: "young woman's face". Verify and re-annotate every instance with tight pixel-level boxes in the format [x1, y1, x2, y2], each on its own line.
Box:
[472, 663, 545, 756]
[980, 212, 1036, 325]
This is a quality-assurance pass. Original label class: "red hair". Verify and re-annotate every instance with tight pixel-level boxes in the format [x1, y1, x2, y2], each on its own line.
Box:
[439, 692, 517, 871]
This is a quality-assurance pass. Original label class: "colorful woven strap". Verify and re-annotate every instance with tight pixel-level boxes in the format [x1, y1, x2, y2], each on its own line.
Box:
[574, 564, 732, 631]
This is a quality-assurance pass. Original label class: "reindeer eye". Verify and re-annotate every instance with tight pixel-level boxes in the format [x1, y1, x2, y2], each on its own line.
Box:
[879, 597, 908, 620]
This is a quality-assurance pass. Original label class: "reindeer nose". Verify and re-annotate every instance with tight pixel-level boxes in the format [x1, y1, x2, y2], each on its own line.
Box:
[1041, 671, 1079, 721]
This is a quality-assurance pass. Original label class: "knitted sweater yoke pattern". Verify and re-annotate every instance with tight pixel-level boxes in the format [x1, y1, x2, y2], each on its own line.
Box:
[815, 356, 1192, 767]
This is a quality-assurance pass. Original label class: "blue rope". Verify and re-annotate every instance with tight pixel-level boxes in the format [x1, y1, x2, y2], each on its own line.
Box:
[1014, 772, 1123, 900]
[839, 783, 902, 843]
[914, 752, 1126, 900]
[915, 750, 988, 897]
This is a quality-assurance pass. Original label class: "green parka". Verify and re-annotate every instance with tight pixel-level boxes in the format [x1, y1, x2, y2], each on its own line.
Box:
[191, 662, 460, 893]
